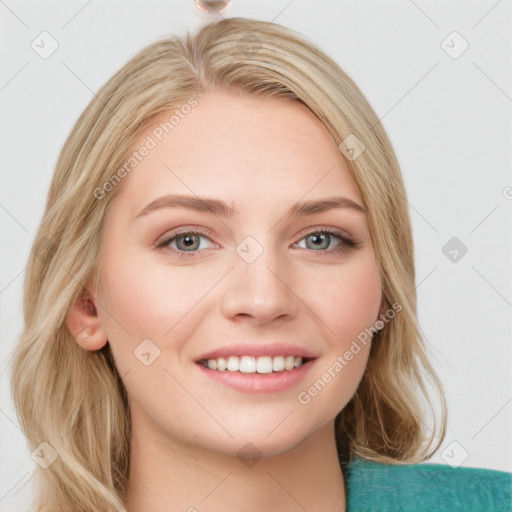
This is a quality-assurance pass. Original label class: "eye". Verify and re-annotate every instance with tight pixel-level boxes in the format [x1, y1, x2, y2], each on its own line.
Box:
[293, 228, 357, 255]
[156, 230, 215, 258]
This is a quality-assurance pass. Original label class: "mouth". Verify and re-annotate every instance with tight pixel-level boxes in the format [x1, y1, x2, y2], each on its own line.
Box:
[196, 355, 316, 374]
[195, 354, 317, 394]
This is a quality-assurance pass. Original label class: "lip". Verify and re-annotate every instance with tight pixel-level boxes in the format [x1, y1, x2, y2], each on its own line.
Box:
[194, 343, 319, 362]
[196, 358, 317, 394]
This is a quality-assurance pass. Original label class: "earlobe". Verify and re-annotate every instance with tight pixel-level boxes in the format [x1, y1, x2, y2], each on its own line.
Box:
[374, 298, 388, 330]
[378, 301, 386, 319]
[66, 289, 108, 351]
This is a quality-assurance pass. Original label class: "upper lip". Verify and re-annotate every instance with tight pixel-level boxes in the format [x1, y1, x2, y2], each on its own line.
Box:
[195, 343, 319, 362]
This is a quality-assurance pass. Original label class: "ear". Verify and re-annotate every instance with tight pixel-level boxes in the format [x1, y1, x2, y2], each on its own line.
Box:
[374, 295, 389, 327]
[378, 300, 387, 319]
[66, 288, 108, 351]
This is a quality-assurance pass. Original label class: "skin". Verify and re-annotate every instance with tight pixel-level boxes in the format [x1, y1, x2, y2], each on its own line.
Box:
[67, 90, 384, 512]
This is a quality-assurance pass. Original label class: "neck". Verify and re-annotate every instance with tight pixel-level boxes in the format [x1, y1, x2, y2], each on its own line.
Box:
[124, 417, 346, 512]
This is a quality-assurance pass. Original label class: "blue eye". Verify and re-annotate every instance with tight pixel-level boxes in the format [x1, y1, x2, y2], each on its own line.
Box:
[156, 230, 213, 257]
[294, 229, 356, 253]
[156, 228, 358, 259]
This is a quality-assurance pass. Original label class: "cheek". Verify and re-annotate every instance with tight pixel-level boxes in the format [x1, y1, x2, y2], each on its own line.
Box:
[296, 258, 381, 422]
[305, 255, 382, 347]
[95, 252, 222, 358]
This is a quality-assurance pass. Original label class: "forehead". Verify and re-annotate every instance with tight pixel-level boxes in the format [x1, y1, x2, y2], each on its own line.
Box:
[111, 91, 362, 215]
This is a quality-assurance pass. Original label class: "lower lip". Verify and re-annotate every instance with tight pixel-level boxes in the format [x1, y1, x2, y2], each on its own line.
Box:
[195, 360, 316, 394]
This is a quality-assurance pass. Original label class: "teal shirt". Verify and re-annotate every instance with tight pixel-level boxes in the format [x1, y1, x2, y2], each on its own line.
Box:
[344, 458, 512, 511]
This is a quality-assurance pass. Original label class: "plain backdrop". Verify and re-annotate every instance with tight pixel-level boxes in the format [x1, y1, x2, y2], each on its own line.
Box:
[1, 1, 511, 509]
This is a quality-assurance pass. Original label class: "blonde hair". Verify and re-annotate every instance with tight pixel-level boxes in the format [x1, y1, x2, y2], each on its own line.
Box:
[9, 17, 447, 511]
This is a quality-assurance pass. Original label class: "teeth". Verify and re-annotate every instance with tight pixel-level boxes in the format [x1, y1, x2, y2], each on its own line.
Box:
[204, 355, 307, 373]
[227, 356, 239, 371]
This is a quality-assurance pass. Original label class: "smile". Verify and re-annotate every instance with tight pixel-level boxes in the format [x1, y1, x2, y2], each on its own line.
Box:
[198, 355, 313, 373]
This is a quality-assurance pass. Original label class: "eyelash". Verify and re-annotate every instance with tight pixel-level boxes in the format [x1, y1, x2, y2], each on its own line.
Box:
[155, 227, 359, 259]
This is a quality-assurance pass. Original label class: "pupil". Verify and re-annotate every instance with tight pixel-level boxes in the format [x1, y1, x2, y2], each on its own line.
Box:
[310, 233, 327, 248]
[181, 235, 197, 250]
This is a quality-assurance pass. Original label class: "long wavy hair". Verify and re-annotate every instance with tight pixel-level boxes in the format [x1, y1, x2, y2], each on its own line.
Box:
[9, 16, 447, 511]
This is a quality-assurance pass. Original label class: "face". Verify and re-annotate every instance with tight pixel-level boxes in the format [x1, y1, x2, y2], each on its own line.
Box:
[86, 90, 382, 458]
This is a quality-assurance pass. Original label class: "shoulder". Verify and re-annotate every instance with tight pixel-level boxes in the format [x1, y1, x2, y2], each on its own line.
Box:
[344, 458, 512, 512]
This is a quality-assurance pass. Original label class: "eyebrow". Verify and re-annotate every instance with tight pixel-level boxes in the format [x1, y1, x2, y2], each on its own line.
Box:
[132, 194, 365, 221]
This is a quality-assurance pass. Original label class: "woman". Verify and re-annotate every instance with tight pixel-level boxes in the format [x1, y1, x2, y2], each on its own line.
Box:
[9, 17, 510, 512]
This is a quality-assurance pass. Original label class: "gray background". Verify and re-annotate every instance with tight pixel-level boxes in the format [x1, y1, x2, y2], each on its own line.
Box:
[1, 1, 511, 509]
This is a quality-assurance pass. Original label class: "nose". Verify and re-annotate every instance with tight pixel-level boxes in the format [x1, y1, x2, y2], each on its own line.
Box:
[220, 241, 299, 325]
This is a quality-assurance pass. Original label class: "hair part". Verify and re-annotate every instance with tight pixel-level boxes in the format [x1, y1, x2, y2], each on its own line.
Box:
[9, 17, 447, 511]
